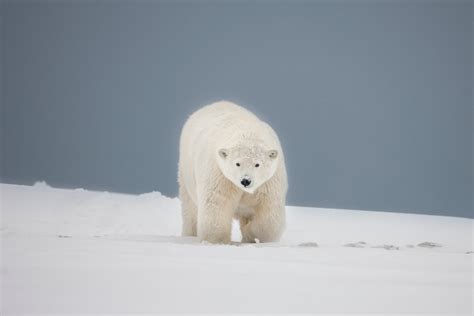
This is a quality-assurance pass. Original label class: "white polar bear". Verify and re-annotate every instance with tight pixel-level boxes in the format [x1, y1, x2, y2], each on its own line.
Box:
[178, 101, 288, 244]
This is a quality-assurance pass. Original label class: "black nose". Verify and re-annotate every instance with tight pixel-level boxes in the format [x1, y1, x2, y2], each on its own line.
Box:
[240, 178, 251, 187]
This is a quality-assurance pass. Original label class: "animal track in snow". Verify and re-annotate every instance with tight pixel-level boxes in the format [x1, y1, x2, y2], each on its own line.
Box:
[343, 241, 368, 248]
[417, 242, 442, 248]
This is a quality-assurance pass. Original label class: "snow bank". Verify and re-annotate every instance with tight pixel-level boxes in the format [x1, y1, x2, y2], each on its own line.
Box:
[1, 183, 472, 314]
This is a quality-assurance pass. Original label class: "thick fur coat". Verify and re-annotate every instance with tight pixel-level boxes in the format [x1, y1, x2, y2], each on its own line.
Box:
[178, 101, 288, 244]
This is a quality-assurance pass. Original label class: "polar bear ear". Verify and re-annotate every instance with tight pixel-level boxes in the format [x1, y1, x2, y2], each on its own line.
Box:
[268, 150, 278, 159]
[218, 148, 229, 159]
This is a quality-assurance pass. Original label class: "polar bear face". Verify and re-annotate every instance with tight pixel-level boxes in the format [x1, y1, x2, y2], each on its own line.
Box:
[217, 146, 279, 194]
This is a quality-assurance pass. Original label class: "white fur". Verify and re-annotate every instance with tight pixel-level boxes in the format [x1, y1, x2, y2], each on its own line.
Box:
[178, 101, 288, 244]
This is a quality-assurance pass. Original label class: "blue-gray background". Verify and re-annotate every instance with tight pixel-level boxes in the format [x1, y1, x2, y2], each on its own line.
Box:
[1, 1, 473, 218]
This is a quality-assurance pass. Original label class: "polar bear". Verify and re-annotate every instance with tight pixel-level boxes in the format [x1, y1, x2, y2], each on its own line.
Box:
[178, 101, 287, 244]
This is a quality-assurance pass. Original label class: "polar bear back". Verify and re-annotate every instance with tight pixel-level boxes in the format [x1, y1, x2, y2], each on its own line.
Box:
[182, 101, 263, 144]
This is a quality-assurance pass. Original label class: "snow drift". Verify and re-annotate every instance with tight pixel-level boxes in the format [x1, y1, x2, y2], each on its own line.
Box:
[1, 182, 472, 314]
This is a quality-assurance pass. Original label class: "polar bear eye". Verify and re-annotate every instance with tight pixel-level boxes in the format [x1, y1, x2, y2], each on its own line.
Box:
[236, 163, 240, 167]
[255, 163, 260, 168]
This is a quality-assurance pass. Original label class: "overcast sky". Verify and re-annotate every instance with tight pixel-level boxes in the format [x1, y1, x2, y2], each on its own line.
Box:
[2, 1, 472, 218]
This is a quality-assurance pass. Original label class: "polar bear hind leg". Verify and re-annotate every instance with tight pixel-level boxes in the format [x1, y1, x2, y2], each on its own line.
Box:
[179, 184, 197, 237]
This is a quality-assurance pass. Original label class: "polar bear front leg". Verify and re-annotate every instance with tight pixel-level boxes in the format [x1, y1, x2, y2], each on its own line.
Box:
[197, 177, 242, 244]
[240, 192, 286, 243]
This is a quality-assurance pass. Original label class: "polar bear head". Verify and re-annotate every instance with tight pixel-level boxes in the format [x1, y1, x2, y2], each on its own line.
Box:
[217, 145, 279, 194]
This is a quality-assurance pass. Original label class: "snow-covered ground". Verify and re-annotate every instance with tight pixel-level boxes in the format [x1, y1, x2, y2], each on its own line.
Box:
[1, 182, 472, 315]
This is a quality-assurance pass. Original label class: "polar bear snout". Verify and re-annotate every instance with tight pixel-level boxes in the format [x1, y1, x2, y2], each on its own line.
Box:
[240, 176, 252, 188]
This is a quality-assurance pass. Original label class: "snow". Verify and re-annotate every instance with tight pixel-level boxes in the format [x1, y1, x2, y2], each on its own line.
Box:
[1, 182, 473, 314]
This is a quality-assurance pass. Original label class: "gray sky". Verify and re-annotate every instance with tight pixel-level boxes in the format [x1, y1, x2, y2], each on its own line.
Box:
[2, 1, 472, 218]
